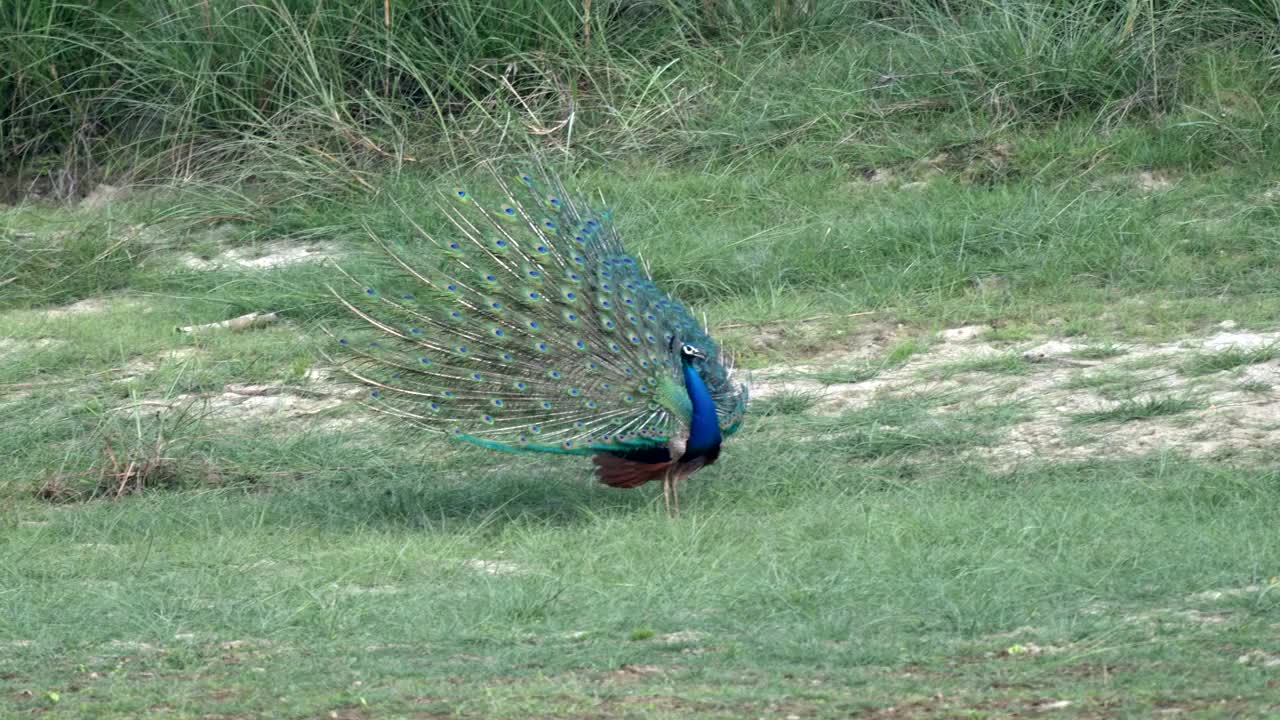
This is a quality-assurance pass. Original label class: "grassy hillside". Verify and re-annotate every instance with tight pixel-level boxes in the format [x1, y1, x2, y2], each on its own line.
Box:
[3, 1, 1280, 717]
[5, 1, 1280, 191]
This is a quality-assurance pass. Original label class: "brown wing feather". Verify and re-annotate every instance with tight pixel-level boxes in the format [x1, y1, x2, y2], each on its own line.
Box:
[592, 454, 673, 489]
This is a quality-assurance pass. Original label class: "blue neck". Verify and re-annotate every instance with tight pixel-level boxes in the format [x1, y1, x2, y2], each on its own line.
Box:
[682, 360, 722, 453]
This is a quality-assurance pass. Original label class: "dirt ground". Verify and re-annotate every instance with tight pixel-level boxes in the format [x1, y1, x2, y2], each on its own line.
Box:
[22, 286, 1280, 472]
[750, 322, 1280, 470]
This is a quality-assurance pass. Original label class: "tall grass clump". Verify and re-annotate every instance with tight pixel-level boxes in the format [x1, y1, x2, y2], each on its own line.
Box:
[3, 0, 638, 194]
[3, 0, 1279, 198]
[899, 2, 1175, 120]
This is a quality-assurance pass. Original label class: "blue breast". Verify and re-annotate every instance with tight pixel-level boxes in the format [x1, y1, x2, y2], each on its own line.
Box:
[682, 362, 723, 454]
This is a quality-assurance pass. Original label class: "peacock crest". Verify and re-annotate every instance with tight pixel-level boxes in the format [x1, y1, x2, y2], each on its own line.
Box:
[328, 165, 748, 512]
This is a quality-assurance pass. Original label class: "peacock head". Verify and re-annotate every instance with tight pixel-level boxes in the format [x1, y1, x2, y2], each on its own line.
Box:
[679, 343, 708, 363]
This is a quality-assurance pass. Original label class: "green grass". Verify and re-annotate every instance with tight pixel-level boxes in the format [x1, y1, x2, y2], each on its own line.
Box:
[1239, 380, 1273, 394]
[927, 353, 1032, 380]
[7, 0, 1280, 200]
[1070, 343, 1130, 360]
[807, 364, 883, 385]
[1071, 396, 1203, 424]
[799, 339, 929, 385]
[802, 395, 1024, 460]
[752, 388, 822, 416]
[3, 179, 1280, 718]
[1182, 344, 1280, 376]
[1060, 367, 1175, 401]
[884, 338, 929, 366]
[3, 451, 1278, 717]
[5, 1, 1280, 716]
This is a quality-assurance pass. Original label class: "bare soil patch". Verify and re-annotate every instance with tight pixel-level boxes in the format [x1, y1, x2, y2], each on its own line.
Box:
[181, 242, 339, 271]
[751, 326, 1280, 468]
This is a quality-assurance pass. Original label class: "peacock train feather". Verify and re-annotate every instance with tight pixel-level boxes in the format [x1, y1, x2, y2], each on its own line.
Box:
[328, 165, 748, 514]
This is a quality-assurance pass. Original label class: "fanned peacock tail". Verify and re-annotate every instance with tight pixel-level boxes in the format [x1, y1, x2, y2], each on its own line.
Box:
[328, 164, 748, 466]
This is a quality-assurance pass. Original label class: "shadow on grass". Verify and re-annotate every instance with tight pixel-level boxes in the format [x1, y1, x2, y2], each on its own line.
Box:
[268, 462, 656, 532]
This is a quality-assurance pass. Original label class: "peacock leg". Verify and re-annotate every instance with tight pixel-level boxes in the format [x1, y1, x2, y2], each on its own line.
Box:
[662, 468, 674, 517]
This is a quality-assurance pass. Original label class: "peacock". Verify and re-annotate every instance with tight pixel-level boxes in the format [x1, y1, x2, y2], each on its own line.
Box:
[329, 165, 748, 515]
